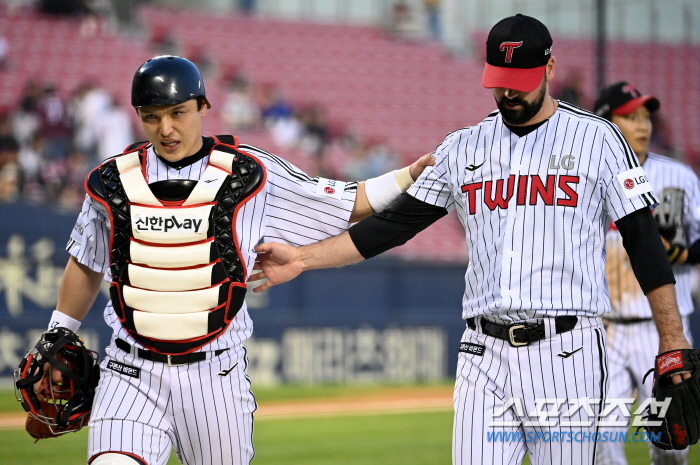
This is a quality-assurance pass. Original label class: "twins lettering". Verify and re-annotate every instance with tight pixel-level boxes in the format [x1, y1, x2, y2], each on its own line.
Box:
[461, 174, 580, 215]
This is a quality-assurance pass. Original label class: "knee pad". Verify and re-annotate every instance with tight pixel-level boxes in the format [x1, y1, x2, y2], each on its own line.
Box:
[91, 453, 144, 465]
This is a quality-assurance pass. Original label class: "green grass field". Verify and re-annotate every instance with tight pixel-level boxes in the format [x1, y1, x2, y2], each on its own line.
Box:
[1, 387, 699, 465]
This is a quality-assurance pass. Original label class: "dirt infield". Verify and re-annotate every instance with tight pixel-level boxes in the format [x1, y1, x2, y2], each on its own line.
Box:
[0, 386, 454, 428]
[258, 386, 453, 419]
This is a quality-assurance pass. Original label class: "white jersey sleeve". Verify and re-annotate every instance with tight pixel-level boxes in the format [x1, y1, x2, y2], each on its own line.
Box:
[245, 147, 358, 247]
[406, 132, 458, 211]
[683, 165, 700, 245]
[66, 194, 111, 280]
[600, 125, 658, 221]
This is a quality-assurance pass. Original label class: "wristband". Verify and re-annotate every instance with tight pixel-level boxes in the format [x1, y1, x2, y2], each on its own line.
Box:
[48, 310, 81, 332]
[364, 167, 417, 213]
[395, 166, 414, 192]
[364, 170, 402, 213]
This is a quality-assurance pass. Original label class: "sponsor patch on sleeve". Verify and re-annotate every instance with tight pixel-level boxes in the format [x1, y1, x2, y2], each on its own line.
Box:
[459, 342, 485, 356]
[107, 360, 141, 378]
[315, 178, 346, 200]
[616, 167, 654, 199]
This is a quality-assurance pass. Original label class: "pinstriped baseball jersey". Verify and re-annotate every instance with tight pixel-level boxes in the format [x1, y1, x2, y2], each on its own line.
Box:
[407, 101, 657, 321]
[67, 142, 357, 353]
[605, 152, 700, 318]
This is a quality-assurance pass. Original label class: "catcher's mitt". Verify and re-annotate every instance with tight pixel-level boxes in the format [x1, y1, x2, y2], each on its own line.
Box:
[643, 349, 700, 450]
[653, 187, 687, 263]
[14, 327, 99, 441]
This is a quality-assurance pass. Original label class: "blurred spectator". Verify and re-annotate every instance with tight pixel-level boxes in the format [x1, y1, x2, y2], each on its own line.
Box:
[94, 96, 135, 163]
[17, 80, 42, 113]
[57, 150, 90, 210]
[259, 87, 294, 124]
[387, 2, 422, 40]
[190, 47, 219, 78]
[343, 145, 370, 182]
[342, 136, 398, 181]
[0, 27, 9, 71]
[37, 84, 72, 159]
[222, 74, 260, 131]
[0, 113, 19, 153]
[423, 0, 441, 40]
[238, 0, 255, 15]
[297, 106, 328, 156]
[0, 138, 19, 202]
[72, 81, 110, 155]
[364, 142, 399, 178]
[155, 32, 182, 57]
[38, 149, 89, 210]
[270, 111, 303, 150]
[17, 134, 44, 202]
[11, 96, 40, 147]
[555, 73, 585, 108]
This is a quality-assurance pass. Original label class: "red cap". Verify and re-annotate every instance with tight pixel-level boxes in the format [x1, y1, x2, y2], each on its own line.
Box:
[612, 96, 658, 115]
[482, 14, 552, 93]
[482, 63, 547, 93]
[593, 82, 660, 119]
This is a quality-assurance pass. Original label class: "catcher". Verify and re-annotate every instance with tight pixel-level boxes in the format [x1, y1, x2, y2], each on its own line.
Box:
[595, 82, 700, 464]
[14, 55, 435, 465]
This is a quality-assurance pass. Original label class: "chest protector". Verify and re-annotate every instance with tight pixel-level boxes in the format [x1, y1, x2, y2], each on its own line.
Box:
[85, 135, 266, 355]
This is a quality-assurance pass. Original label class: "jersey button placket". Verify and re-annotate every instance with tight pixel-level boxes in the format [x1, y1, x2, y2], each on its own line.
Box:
[501, 137, 526, 305]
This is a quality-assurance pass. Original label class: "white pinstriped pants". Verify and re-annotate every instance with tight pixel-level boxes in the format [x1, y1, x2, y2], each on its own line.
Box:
[596, 318, 692, 465]
[87, 344, 257, 465]
[453, 316, 608, 465]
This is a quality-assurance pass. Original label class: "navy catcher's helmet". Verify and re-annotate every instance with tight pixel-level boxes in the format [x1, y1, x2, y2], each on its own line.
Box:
[131, 56, 211, 109]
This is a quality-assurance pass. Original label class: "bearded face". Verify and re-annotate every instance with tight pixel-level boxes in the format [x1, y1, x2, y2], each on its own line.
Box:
[494, 76, 548, 126]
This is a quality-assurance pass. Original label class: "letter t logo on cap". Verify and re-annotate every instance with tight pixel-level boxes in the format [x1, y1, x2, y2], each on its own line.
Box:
[500, 41, 523, 63]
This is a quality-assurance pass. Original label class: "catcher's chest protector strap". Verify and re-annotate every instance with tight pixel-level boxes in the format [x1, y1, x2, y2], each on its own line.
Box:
[85, 136, 266, 355]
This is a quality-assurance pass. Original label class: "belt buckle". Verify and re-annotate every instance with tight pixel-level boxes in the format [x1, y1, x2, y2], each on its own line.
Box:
[167, 355, 187, 367]
[508, 324, 529, 347]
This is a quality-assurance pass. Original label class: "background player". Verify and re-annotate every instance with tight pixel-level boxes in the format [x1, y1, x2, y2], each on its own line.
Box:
[39, 55, 434, 465]
[251, 14, 693, 465]
[595, 82, 700, 465]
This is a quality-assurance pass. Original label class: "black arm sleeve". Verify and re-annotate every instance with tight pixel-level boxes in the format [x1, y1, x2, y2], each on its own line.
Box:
[614, 207, 676, 294]
[348, 193, 448, 259]
[685, 239, 700, 264]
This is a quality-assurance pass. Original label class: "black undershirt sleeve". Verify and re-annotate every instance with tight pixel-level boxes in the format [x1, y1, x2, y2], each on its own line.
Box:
[348, 193, 448, 259]
[686, 239, 700, 264]
[615, 207, 676, 294]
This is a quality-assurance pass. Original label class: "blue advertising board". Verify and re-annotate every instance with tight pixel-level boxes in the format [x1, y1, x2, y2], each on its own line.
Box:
[0, 203, 467, 385]
[3, 203, 699, 387]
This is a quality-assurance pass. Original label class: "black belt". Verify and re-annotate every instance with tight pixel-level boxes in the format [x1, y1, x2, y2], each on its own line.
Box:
[115, 338, 228, 366]
[467, 316, 578, 347]
[603, 317, 654, 325]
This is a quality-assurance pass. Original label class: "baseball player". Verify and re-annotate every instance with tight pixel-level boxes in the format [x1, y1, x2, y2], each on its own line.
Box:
[251, 14, 694, 465]
[34, 56, 435, 465]
[594, 83, 700, 465]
